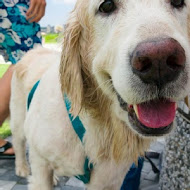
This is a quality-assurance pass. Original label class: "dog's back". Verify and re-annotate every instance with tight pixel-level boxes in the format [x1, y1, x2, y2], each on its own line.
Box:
[14, 46, 60, 92]
[10, 46, 61, 177]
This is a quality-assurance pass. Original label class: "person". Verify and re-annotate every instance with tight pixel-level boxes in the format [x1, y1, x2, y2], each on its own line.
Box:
[0, 0, 46, 159]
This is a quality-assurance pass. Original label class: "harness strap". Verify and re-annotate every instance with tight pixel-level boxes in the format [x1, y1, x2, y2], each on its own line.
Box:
[27, 82, 93, 184]
[64, 96, 85, 142]
[64, 96, 93, 184]
[27, 80, 40, 110]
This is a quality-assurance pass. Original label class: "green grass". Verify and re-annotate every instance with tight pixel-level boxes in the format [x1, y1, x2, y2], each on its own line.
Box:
[43, 33, 59, 43]
[0, 64, 9, 77]
[0, 64, 11, 138]
[0, 121, 11, 139]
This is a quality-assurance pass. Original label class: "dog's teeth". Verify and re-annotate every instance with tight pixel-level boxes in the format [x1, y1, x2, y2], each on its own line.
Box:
[133, 105, 139, 118]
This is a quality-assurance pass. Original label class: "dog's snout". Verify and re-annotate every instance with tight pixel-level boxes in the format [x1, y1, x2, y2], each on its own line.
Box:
[131, 38, 186, 86]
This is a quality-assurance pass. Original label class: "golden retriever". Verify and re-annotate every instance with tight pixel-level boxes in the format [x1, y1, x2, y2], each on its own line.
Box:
[10, 0, 190, 189]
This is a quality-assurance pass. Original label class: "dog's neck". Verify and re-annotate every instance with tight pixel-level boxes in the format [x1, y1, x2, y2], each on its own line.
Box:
[80, 91, 152, 164]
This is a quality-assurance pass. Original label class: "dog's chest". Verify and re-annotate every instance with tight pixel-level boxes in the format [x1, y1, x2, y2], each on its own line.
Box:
[52, 161, 84, 177]
[48, 141, 86, 177]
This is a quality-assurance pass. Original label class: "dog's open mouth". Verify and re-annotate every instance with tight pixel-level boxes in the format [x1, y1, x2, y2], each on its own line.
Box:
[117, 94, 176, 136]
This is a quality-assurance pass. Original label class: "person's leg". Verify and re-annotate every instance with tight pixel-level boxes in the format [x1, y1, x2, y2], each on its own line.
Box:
[0, 65, 14, 155]
[0, 65, 14, 125]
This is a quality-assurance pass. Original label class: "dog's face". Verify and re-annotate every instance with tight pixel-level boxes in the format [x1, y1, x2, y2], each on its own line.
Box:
[61, 0, 190, 137]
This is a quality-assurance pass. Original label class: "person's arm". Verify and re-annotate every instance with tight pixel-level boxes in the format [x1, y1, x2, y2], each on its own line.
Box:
[26, 0, 46, 23]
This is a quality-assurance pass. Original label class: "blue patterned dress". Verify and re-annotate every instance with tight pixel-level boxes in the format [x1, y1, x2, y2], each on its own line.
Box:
[0, 0, 42, 64]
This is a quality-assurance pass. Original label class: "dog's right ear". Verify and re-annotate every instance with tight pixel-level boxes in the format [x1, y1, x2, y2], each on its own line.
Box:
[60, 6, 87, 116]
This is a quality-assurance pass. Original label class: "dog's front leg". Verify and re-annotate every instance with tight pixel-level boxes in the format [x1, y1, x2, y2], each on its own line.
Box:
[12, 123, 30, 177]
[28, 148, 53, 190]
[10, 78, 30, 177]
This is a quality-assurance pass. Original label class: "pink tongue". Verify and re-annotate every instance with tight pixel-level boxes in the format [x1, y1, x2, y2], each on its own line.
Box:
[137, 100, 176, 128]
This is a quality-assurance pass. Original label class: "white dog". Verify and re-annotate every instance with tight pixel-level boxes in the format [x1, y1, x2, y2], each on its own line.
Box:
[10, 0, 190, 189]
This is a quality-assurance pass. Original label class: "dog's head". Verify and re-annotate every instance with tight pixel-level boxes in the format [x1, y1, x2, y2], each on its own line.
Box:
[60, 0, 190, 137]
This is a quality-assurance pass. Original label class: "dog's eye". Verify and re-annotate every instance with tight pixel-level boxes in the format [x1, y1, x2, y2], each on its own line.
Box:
[171, 0, 185, 8]
[99, 0, 116, 14]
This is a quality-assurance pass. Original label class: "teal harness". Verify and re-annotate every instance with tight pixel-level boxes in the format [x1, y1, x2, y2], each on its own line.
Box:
[27, 81, 93, 184]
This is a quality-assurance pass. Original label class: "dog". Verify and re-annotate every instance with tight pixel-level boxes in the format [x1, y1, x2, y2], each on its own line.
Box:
[10, 0, 190, 189]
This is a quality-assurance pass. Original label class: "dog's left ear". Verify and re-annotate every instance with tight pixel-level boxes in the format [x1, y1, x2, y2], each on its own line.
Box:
[60, 4, 89, 116]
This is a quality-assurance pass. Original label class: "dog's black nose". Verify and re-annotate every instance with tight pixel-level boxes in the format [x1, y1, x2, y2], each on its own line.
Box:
[131, 38, 185, 87]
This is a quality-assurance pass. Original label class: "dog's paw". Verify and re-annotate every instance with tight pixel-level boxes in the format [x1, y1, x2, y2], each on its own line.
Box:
[16, 164, 30, 177]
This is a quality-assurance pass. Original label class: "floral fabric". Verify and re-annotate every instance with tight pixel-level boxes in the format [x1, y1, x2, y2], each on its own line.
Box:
[0, 0, 41, 64]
